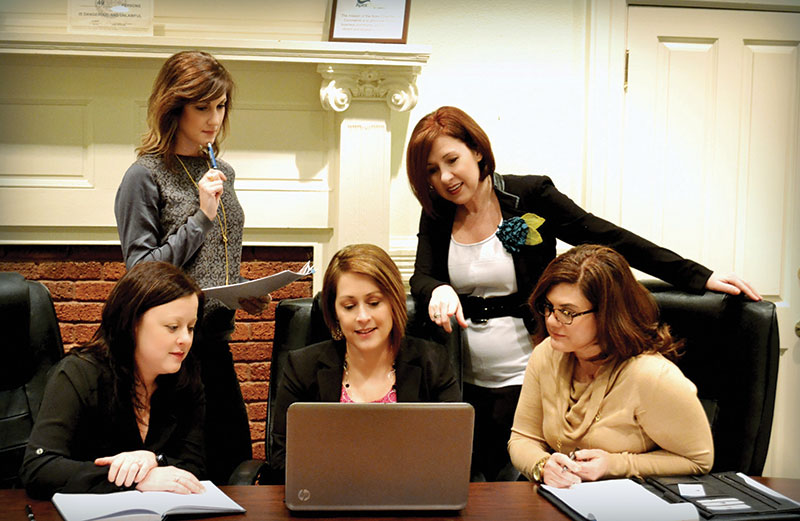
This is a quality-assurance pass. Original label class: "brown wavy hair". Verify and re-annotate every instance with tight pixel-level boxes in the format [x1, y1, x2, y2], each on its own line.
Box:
[528, 244, 683, 362]
[137, 50, 234, 172]
[406, 106, 496, 216]
[321, 244, 408, 354]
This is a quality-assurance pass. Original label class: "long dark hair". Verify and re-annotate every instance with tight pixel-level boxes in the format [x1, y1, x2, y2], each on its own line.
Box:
[529, 244, 683, 362]
[75, 261, 204, 415]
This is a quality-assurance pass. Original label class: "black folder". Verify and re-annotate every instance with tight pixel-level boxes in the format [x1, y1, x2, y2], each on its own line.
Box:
[537, 473, 800, 521]
[645, 472, 800, 520]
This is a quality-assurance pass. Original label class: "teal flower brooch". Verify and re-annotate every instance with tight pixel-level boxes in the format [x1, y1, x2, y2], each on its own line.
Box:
[496, 213, 545, 253]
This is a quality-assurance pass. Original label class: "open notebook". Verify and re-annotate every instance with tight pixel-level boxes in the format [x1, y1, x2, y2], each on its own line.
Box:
[284, 402, 474, 512]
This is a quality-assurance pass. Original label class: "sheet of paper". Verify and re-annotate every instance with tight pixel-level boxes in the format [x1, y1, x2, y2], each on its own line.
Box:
[678, 484, 706, 497]
[203, 261, 314, 309]
[542, 479, 699, 521]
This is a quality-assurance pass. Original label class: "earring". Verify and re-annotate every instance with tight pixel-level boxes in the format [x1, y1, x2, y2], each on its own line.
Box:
[331, 325, 343, 341]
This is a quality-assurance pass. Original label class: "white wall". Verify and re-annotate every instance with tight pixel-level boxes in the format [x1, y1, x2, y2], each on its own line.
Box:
[390, 0, 589, 248]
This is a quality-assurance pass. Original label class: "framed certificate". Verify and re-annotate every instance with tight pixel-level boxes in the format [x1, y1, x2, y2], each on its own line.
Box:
[329, 0, 411, 44]
[67, 0, 153, 35]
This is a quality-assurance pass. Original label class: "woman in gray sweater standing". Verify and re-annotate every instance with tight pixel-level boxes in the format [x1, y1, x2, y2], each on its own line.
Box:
[115, 50, 268, 485]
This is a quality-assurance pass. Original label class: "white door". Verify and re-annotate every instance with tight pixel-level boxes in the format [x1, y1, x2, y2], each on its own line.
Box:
[624, 6, 800, 478]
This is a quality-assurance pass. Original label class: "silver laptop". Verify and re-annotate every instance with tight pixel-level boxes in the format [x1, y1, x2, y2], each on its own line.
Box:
[285, 402, 474, 512]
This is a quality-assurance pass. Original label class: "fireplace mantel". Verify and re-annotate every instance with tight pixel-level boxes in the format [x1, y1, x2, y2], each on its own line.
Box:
[0, 33, 428, 63]
[0, 33, 430, 288]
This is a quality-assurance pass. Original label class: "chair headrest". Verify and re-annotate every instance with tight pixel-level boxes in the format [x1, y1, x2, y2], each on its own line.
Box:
[0, 272, 35, 390]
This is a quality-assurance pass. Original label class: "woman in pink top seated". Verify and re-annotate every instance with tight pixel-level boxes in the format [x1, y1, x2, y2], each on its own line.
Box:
[508, 244, 713, 487]
[269, 244, 460, 473]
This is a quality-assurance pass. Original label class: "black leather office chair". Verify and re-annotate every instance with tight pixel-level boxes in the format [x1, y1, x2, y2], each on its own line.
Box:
[0, 272, 64, 488]
[643, 281, 779, 475]
[253, 293, 462, 484]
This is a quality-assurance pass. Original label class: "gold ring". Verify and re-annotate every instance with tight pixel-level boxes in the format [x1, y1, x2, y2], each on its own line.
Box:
[433, 313, 441, 319]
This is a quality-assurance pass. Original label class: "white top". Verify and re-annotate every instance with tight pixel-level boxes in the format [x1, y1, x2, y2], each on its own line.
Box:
[448, 233, 533, 387]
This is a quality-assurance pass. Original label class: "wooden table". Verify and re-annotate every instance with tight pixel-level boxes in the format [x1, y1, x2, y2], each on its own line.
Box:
[4, 478, 799, 521]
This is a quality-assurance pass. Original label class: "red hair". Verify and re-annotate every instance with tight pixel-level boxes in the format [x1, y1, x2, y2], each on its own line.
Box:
[406, 106, 495, 215]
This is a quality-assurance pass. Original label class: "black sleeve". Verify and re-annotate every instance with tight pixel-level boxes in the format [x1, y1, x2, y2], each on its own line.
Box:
[164, 380, 206, 479]
[268, 351, 317, 472]
[525, 176, 712, 292]
[424, 340, 461, 403]
[409, 210, 450, 308]
[20, 359, 121, 499]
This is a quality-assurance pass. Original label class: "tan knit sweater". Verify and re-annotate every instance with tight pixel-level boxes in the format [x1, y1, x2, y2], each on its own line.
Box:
[508, 338, 713, 481]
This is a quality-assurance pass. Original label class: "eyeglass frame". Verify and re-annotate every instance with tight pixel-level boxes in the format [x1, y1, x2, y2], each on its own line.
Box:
[535, 301, 595, 326]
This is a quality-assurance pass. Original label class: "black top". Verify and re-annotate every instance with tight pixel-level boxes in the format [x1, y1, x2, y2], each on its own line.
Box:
[410, 173, 712, 331]
[20, 352, 205, 499]
[269, 336, 461, 471]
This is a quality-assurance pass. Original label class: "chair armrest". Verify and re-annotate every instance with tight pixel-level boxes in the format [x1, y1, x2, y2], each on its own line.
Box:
[227, 459, 267, 485]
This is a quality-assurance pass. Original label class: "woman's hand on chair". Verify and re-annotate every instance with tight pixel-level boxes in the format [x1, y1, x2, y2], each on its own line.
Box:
[705, 272, 761, 301]
[429, 285, 468, 333]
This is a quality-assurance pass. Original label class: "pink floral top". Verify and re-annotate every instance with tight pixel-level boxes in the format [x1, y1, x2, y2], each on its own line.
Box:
[340, 385, 397, 403]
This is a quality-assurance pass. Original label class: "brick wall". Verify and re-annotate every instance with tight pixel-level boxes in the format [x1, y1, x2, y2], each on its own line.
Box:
[0, 245, 313, 460]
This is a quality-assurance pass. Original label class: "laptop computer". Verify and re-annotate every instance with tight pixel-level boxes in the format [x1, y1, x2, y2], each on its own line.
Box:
[284, 402, 474, 512]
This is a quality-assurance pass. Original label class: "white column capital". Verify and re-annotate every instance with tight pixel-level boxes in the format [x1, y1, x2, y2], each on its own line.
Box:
[317, 64, 420, 113]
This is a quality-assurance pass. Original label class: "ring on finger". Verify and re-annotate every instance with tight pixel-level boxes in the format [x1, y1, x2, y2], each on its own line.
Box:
[433, 313, 441, 319]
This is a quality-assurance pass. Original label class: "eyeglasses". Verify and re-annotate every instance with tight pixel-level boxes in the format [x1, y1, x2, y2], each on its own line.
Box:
[535, 301, 595, 326]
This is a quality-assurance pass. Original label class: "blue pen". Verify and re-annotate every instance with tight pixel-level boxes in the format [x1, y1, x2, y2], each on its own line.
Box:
[207, 143, 217, 168]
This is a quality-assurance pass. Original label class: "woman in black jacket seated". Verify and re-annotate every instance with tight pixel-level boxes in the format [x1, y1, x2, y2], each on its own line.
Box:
[269, 244, 460, 472]
[21, 262, 206, 499]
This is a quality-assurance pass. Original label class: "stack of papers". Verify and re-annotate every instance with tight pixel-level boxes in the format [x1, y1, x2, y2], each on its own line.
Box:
[203, 261, 314, 309]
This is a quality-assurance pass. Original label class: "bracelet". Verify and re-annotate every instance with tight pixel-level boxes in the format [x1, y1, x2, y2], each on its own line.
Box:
[532, 455, 550, 483]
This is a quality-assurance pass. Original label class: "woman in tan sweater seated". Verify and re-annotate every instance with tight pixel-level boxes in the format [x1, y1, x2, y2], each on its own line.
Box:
[508, 244, 713, 488]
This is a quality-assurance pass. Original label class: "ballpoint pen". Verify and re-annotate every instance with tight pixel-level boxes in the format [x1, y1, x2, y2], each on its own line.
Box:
[562, 448, 579, 472]
[207, 142, 217, 169]
[25, 504, 35, 521]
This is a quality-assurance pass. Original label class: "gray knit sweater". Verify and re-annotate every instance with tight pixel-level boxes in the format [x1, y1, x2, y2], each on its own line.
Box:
[115, 154, 244, 337]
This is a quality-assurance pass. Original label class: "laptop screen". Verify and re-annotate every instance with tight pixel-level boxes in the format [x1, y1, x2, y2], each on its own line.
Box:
[285, 402, 474, 511]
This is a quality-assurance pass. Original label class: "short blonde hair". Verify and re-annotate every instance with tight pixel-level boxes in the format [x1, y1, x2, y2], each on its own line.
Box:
[321, 244, 407, 353]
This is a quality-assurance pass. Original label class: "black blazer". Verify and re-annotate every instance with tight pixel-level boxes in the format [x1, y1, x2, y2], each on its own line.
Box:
[20, 352, 205, 499]
[410, 173, 712, 331]
[269, 336, 461, 471]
